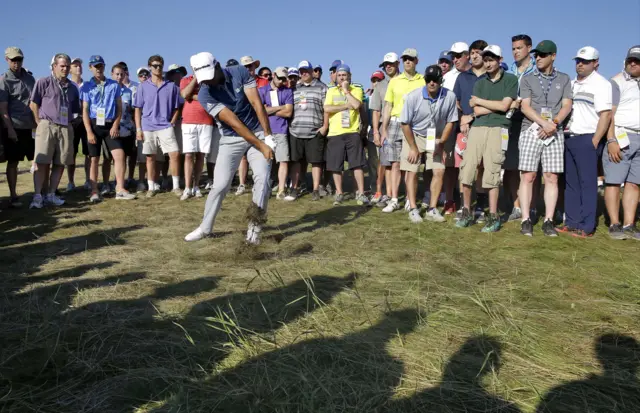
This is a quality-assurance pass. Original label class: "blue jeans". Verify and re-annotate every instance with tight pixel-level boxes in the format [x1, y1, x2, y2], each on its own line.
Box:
[564, 134, 599, 233]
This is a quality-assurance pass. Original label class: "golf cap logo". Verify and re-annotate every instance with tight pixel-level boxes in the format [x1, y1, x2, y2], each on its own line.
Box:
[579, 48, 587, 56]
[194, 64, 211, 71]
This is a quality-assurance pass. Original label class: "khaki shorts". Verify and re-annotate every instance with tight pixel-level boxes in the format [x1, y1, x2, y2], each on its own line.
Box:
[34, 119, 74, 166]
[400, 134, 445, 173]
[142, 127, 179, 155]
[459, 126, 504, 189]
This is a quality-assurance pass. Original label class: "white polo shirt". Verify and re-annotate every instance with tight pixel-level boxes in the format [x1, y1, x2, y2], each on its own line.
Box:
[569, 71, 612, 135]
[442, 67, 460, 92]
[611, 71, 640, 131]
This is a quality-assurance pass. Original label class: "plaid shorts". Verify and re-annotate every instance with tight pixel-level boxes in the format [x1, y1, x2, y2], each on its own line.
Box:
[380, 119, 404, 165]
[519, 126, 564, 173]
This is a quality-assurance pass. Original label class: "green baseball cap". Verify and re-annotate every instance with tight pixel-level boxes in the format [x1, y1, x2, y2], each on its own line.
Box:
[532, 40, 557, 54]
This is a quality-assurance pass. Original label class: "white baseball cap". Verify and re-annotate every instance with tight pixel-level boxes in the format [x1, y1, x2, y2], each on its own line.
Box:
[481, 45, 503, 58]
[449, 42, 469, 54]
[136, 67, 150, 76]
[190, 52, 217, 83]
[574, 46, 599, 60]
[378, 52, 399, 67]
[71, 57, 83, 64]
[298, 60, 313, 70]
[273, 66, 288, 78]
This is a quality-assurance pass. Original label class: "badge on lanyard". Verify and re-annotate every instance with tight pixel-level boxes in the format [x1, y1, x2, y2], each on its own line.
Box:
[540, 107, 553, 121]
[97, 107, 106, 126]
[59, 105, 69, 126]
[269, 90, 280, 107]
[341, 110, 351, 128]
[299, 92, 308, 110]
[426, 127, 436, 151]
[501, 128, 509, 151]
[615, 127, 630, 149]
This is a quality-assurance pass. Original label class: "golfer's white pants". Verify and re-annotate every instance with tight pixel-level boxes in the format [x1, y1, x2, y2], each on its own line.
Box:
[199, 131, 271, 233]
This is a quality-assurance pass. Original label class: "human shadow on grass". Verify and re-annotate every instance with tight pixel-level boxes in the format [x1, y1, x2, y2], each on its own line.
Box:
[265, 205, 373, 242]
[151, 308, 420, 413]
[535, 333, 640, 413]
[0, 205, 61, 248]
[386, 334, 521, 413]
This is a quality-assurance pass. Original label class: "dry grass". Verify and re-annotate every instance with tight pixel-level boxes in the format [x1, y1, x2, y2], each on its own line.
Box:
[0, 159, 639, 413]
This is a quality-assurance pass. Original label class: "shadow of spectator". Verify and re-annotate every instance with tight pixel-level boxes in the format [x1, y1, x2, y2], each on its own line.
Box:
[265, 205, 372, 242]
[387, 334, 521, 413]
[535, 333, 640, 413]
[152, 308, 420, 412]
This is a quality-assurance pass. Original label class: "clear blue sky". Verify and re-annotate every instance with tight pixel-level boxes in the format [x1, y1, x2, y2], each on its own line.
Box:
[1, 0, 638, 85]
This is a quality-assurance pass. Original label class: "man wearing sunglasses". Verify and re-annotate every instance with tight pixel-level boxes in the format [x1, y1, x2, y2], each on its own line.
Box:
[562, 46, 612, 238]
[134, 55, 182, 198]
[457, 45, 518, 233]
[184, 52, 274, 244]
[0, 47, 36, 207]
[370, 52, 400, 207]
[380, 48, 424, 213]
[313, 64, 324, 83]
[80, 55, 123, 203]
[401, 65, 458, 224]
[258, 67, 293, 200]
[602, 46, 640, 239]
[288, 62, 329, 201]
[517, 40, 572, 237]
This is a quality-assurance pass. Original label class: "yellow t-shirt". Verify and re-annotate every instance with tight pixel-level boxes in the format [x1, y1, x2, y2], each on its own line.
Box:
[384, 72, 425, 118]
[324, 85, 364, 136]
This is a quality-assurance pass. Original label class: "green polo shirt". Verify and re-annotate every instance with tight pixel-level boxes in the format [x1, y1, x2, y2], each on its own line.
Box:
[471, 70, 518, 128]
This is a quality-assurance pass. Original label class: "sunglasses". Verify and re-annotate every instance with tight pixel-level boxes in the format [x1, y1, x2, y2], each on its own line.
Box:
[426, 77, 441, 84]
[276, 76, 287, 82]
[575, 58, 595, 65]
[138, 73, 150, 77]
[314, 68, 322, 72]
[534, 52, 551, 59]
[260, 72, 272, 78]
[450, 52, 465, 60]
[93, 64, 105, 69]
[626, 58, 640, 65]
[9, 57, 24, 63]
[288, 76, 299, 80]
[150, 64, 163, 69]
[402, 56, 416, 62]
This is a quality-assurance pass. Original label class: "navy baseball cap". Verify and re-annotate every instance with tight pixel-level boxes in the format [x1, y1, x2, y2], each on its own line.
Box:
[336, 64, 351, 74]
[425, 65, 443, 81]
[330, 59, 344, 70]
[438, 51, 452, 64]
[89, 55, 105, 66]
[314, 64, 323, 71]
[226, 58, 239, 67]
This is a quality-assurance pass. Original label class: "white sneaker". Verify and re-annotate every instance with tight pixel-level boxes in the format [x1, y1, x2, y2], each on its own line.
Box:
[408, 208, 423, 223]
[29, 194, 43, 209]
[235, 184, 246, 196]
[404, 199, 411, 211]
[180, 188, 192, 201]
[66, 182, 76, 192]
[425, 207, 446, 223]
[154, 183, 161, 191]
[246, 222, 262, 245]
[45, 193, 65, 206]
[185, 227, 208, 242]
[382, 199, 399, 213]
[205, 181, 213, 190]
[193, 187, 203, 198]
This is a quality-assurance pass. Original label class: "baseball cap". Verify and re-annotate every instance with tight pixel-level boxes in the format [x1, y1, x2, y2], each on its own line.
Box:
[136, 67, 150, 76]
[314, 64, 322, 71]
[401, 48, 418, 59]
[378, 52, 399, 67]
[71, 57, 83, 65]
[226, 58, 239, 67]
[371, 70, 385, 81]
[273, 67, 288, 78]
[89, 55, 105, 66]
[4, 47, 23, 59]
[298, 60, 313, 70]
[330, 59, 344, 70]
[449, 42, 469, 54]
[532, 40, 558, 55]
[481, 45, 503, 58]
[336, 64, 351, 74]
[240, 55, 260, 67]
[574, 46, 599, 61]
[167, 64, 187, 76]
[190, 52, 217, 83]
[438, 51, 452, 63]
[288, 68, 300, 77]
[425, 65, 443, 81]
[627, 45, 640, 60]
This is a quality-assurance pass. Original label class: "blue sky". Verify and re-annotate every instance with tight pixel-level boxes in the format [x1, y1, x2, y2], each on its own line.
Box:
[1, 0, 638, 86]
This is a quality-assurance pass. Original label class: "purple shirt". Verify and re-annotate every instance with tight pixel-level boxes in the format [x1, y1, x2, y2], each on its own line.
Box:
[258, 84, 293, 134]
[133, 79, 181, 131]
[30, 76, 80, 125]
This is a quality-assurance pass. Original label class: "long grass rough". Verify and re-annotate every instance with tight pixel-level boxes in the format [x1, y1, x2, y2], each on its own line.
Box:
[0, 159, 639, 413]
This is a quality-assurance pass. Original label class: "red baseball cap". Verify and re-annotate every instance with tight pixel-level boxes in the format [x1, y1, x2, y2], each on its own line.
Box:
[370, 70, 385, 81]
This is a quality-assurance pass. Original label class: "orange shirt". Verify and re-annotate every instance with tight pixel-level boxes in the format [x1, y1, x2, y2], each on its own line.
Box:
[179, 75, 214, 125]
